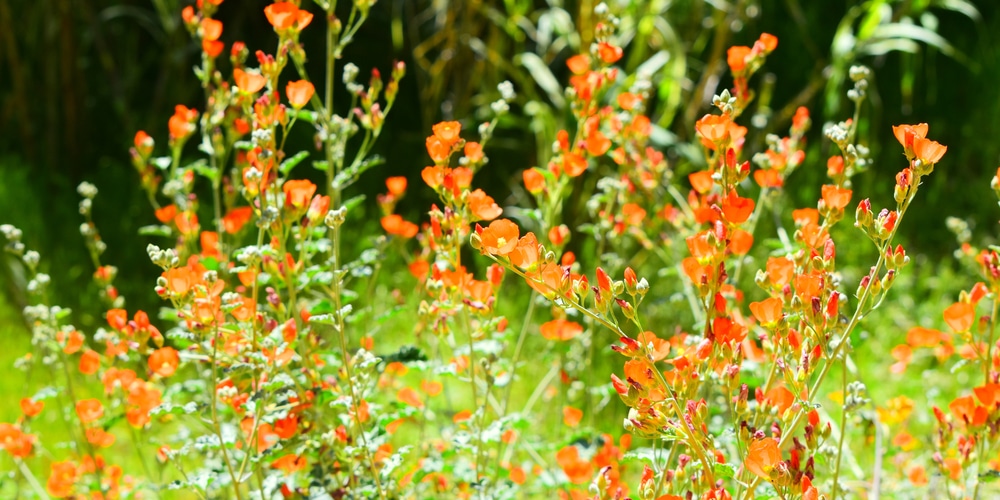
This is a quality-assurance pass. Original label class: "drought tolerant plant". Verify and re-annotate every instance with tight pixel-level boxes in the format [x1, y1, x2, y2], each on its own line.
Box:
[1, 1, 995, 500]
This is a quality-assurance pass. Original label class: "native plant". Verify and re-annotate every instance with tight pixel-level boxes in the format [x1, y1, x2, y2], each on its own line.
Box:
[3, 1, 998, 500]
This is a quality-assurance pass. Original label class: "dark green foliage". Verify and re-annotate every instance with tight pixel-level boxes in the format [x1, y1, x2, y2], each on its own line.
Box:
[2, 0, 999, 325]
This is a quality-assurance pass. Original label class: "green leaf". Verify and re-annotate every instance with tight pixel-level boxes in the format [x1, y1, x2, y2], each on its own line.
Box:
[332, 156, 386, 190]
[189, 159, 219, 184]
[279, 151, 310, 176]
[293, 109, 316, 123]
[379, 345, 428, 365]
[200, 257, 219, 271]
[151, 156, 172, 171]
[857, 0, 890, 41]
[342, 194, 367, 213]
[138, 225, 173, 237]
[936, 0, 981, 21]
[621, 448, 657, 465]
[980, 469, 1000, 482]
[516, 53, 566, 109]
[714, 462, 738, 479]
[869, 23, 974, 68]
[634, 50, 670, 80]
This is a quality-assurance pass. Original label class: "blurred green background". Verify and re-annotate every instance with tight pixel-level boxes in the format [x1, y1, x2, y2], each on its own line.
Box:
[2, 0, 999, 323]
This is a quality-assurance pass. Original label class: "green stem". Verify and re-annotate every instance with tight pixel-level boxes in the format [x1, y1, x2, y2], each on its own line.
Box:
[830, 358, 849, 499]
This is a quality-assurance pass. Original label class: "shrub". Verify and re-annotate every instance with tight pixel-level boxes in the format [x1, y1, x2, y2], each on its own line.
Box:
[1, 1, 996, 499]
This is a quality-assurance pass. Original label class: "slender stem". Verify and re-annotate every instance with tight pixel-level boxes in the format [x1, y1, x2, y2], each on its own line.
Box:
[830, 358, 848, 499]
[985, 296, 999, 383]
[500, 293, 537, 414]
[209, 322, 244, 500]
[461, 306, 483, 485]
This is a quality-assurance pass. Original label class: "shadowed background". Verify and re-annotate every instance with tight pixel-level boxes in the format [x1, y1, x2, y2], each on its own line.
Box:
[2, 0, 999, 325]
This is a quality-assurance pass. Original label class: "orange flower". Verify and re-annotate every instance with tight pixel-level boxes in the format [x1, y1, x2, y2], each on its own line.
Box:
[75, 399, 104, 424]
[562, 152, 589, 177]
[912, 136, 947, 164]
[750, 298, 784, 326]
[421, 380, 444, 397]
[621, 203, 646, 226]
[202, 38, 224, 58]
[522, 168, 546, 193]
[46, 461, 78, 498]
[464, 141, 484, 163]
[250, 422, 280, 453]
[509, 232, 541, 270]
[432, 121, 462, 146]
[892, 123, 928, 150]
[745, 438, 781, 479]
[688, 170, 714, 194]
[526, 262, 567, 297]
[596, 42, 623, 64]
[540, 319, 583, 341]
[617, 92, 640, 111]
[764, 386, 795, 414]
[154, 204, 178, 224]
[0, 423, 33, 458]
[555, 446, 593, 484]
[79, 349, 100, 375]
[758, 33, 778, 52]
[754, 168, 783, 188]
[566, 54, 591, 74]
[944, 302, 975, 332]
[509, 466, 527, 485]
[943, 457, 962, 480]
[467, 189, 502, 221]
[397, 387, 424, 408]
[168, 105, 198, 141]
[585, 130, 611, 156]
[381, 215, 419, 238]
[283, 179, 317, 210]
[562, 406, 583, 427]
[727, 46, 752, 73]
[906, 326, 946, 347]
[974, 383, 1000, 408]
[949, 394, 986, 426]
[264, 2, 313, 32]
[274, 415, 299, 439]
[908, 465, 928, 486]
[426, 136, 452, 164]
[286, 80, 315, 109]
[890, 344, 912, 374]
[729, 228, 753, 255]
[201, 231, 220, 258]
[86, 428, 116, 448]
[479, 219, 519, 256]
[20, 398, 44, 418]
[820, 185, 852, 210]
[222, 206, 254, 233]
[62, 330, 84, 354]
[272, 454, 307, 474]
[234, 68, 266, 93]
[201, 18, 223, 41]
[766, 257, 794, 288]
[148, 347, 180, 377]
[792, 208, 819, 226]
[721, 190, 754, 224]
[386, 176, 407, 196]
[695, 114, 732, 147]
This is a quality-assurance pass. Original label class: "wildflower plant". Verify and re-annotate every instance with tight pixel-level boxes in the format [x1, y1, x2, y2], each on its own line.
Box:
[2, 1, 996, 500]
